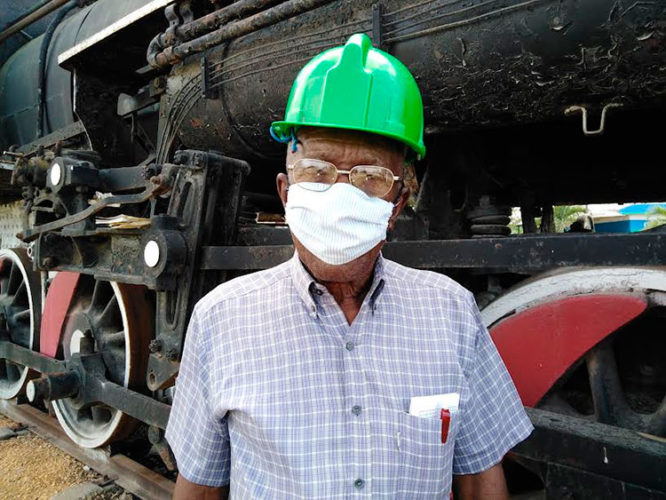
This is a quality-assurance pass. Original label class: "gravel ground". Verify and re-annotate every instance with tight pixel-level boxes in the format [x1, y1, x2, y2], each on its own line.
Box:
[0, 414, 126, 500]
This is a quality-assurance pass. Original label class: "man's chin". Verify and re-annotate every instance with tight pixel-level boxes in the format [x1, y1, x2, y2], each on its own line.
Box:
[291, 236, 384, 282]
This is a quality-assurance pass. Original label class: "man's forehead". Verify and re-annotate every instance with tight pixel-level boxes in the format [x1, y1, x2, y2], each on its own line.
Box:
[292, 128, 404, 161]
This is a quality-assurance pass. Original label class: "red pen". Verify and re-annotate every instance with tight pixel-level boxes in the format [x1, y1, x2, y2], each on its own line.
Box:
[441, 408, 451, 444]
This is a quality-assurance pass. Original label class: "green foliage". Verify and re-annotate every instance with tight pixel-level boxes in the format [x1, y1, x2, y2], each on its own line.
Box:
[645, 206, 666, 229]
[510, 205, 588, 234]
[553, 205, 588, 232]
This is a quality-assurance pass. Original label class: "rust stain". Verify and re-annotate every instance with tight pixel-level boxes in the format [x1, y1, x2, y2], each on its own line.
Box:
[189, 117, 205, 128]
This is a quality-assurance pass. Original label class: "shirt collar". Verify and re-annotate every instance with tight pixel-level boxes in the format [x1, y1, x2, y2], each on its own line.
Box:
[289, 252, 387, 318]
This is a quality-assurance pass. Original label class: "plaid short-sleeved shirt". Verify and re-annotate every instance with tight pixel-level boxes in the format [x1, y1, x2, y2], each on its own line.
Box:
[165, 253, 533, 498]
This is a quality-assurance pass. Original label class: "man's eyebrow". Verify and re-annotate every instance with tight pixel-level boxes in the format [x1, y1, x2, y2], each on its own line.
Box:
[307, 151, 386, 166]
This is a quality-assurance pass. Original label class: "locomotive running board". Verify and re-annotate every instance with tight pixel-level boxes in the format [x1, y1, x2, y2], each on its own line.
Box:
[512, 408, 666, 497]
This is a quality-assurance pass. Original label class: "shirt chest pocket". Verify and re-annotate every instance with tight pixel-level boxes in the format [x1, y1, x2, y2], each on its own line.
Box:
[371, 409, 458, 496]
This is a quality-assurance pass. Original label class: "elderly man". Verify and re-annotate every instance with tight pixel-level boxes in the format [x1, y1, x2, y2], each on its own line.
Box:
[166, 33, 533, 499]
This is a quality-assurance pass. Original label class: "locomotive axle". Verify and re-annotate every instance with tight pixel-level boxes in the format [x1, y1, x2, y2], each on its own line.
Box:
[27, 371, 80, 403]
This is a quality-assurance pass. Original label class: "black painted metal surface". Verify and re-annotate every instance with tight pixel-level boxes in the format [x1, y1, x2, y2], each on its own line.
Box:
[513, 408, 666, 495]
[170, 0, 666, 162]
[0, 0, 154, 150]
[199, 233, 666, 271]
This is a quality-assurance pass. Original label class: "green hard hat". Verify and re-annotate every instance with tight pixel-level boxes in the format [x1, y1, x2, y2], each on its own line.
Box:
[271, 33, 426, 159]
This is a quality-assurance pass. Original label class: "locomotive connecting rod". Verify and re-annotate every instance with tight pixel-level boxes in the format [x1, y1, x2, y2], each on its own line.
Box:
[0, 338, 170, 429]
[150, 0, 336, 67]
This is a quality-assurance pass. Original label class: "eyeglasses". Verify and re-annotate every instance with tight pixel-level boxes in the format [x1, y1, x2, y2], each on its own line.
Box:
[287, 158, 401, 198]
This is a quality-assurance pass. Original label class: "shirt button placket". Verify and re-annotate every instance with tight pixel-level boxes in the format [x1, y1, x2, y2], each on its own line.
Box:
[344, 334, 369, 495]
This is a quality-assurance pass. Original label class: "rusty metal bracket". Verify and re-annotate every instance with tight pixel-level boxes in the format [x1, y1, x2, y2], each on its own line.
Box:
[201, 54, 219, 99]
[372, 3, 384, 50]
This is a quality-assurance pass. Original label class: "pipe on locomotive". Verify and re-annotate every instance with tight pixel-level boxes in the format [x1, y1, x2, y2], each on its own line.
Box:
[149, 0, 284, 58]
[148, 0, 284, 66]
[0, 0, 72, 44]
[148, 0, 336, 67]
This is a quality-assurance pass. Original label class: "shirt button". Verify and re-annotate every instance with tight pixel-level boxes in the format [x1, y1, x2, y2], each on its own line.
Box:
[354, 478, 365, 489]
[351, 405, 362, 416]
[345, 342, 355, 351]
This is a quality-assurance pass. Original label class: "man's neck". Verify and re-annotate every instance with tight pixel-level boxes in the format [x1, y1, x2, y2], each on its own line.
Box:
[303, 259, 377, 325]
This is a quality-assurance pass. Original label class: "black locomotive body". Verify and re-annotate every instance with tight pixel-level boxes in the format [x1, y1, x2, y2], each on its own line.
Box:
[0, 0, 665, 496]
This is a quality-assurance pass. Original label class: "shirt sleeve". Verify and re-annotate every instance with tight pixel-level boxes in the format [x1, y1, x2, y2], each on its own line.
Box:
[452, 291, 534, 475]
[165, 306, 231, 486]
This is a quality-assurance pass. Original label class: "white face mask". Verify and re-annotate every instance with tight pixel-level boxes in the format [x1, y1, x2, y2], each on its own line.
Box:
[285, 182, 394, 265]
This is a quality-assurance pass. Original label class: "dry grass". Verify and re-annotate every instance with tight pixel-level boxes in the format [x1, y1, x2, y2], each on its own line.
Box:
[0, 415, 101, 500]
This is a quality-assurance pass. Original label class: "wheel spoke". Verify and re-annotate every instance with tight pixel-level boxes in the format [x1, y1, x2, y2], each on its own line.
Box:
[99, 330, 125, 348]
[90, 280, 104, 311]
[9, 281, 27, 307]
[647, 394, 666, 437]
[539, 393, 582, 417]
[586, 342, 632, 427]
[98, 295, 119, 328]
[13, 309, 30, 323]
[90, 405, 112, 425]
[7, 262, 19, 295]
[586, 342, 630, 425]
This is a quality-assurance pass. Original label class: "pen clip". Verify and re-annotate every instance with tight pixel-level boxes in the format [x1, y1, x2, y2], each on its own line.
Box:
[440, 408, 451, 444]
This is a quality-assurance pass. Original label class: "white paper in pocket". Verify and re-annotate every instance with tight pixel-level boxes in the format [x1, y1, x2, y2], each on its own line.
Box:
[409, 392, 460, 419]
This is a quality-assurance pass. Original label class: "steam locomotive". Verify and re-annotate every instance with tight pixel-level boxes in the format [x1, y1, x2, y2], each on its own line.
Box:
[0, 0, 664, 496]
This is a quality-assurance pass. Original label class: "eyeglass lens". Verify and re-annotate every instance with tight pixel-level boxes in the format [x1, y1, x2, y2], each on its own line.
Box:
[291, 159, 394, 197]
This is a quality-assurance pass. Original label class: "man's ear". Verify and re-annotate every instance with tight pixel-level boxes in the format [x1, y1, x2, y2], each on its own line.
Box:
[277, 173, 289, 208]
[387, 186, 410, 232]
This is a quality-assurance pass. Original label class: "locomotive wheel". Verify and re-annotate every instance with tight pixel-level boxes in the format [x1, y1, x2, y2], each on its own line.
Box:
[483, 267, 666, 436]
[483, 267, 666, 493]
[543, 306, 666, 437]
[0, 248, 40, 400]
[52, 277, 152, 448]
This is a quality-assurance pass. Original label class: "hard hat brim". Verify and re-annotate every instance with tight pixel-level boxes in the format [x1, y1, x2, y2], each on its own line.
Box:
[270, 121, 426, 159]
